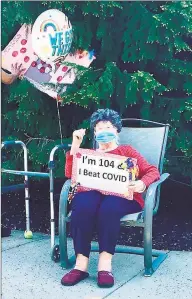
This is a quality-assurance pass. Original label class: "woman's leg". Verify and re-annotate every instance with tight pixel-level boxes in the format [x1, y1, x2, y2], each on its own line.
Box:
[70, 190, 102, 271]
[97, 196, 142, 271]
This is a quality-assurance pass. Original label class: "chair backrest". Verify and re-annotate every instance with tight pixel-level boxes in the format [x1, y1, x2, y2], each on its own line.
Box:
[93, 118, 169, 210]
[119, 119, 169, 174]
[93, 118, 169, 174]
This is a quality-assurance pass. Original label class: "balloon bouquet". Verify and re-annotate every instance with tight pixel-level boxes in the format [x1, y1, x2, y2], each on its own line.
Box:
[2, 9, 96, 101]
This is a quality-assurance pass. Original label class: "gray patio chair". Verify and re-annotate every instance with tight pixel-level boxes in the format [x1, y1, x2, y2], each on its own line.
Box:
[57, 118, 170, 277]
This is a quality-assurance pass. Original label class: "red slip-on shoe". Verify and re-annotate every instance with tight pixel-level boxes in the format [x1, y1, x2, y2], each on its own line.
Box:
[97, 271, 114, 288]
[61, 269, 89, 286]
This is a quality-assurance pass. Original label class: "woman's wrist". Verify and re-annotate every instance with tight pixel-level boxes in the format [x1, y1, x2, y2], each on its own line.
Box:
[139, 180, 146, 193]
[70, 144, 80, 155]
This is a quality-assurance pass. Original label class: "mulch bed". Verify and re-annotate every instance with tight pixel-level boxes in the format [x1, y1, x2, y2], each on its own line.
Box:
[2, 179, 192, 251]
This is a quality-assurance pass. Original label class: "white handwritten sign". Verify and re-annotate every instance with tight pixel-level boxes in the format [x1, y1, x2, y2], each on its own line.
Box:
[71, 149, 138, 200]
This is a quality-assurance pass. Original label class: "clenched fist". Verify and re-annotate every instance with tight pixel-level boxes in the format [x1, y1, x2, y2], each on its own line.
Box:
[70, 129, 86, 155]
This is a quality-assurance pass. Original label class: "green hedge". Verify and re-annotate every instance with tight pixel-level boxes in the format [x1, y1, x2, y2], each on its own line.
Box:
[2, 1, 192, 186]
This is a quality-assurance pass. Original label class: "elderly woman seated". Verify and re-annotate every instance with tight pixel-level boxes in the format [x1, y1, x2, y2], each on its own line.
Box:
[61, 108, 160, 288]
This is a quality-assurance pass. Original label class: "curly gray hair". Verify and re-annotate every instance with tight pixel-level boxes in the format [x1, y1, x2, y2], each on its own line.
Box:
[90, 109, 122, 133]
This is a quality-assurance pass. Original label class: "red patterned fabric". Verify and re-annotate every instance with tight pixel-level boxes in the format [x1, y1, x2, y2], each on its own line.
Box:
[65, 145, 160, 208]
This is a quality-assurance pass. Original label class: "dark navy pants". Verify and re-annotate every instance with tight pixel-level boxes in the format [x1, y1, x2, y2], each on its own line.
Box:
[70, 190, 142, 258]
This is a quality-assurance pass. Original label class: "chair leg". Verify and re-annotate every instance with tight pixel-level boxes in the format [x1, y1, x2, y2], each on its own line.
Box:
[59, 180, 76, 269]
[143, 205, 154, 277]
[59, 218, 73, 269]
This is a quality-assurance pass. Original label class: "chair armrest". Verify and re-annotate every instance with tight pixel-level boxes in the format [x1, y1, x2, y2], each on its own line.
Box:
[143, 173, 169, 221]
[59, 179, 71, 217]
[145, 173, 170, 200]
[144, 173, 170, 215]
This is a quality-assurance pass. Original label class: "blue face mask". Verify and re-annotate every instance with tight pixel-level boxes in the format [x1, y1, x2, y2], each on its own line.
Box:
[95, 131, 117, 144]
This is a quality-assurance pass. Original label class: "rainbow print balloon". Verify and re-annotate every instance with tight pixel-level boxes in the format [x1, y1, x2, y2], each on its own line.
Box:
[32, 9, 73, 63]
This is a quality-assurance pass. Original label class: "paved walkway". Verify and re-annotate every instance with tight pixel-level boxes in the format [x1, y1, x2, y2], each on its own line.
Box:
[2, 230, 192, 299]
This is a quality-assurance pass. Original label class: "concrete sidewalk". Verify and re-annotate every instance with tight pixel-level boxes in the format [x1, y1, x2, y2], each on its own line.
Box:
[2, 230, 192, 299]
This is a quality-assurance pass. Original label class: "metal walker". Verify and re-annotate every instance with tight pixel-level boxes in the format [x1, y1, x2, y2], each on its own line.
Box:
[1, 140, 70, 255]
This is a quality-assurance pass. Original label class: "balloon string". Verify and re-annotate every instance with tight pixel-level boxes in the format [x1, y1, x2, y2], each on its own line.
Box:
[56, 95, 63, 144]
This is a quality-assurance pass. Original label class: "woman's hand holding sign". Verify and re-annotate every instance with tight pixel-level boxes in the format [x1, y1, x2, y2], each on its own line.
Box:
[70, 129, 86, 155]
[128, 180, 146, 193]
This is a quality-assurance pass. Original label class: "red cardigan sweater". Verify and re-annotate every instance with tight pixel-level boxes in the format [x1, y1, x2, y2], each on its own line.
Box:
[65, 145, 160, 208]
